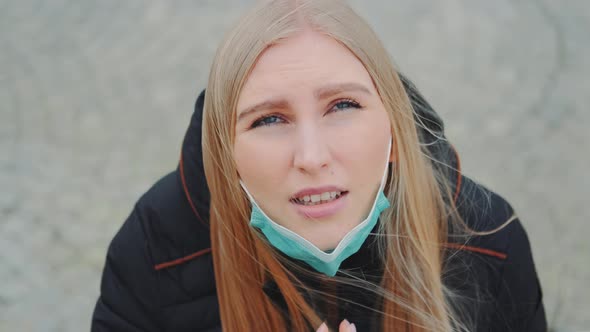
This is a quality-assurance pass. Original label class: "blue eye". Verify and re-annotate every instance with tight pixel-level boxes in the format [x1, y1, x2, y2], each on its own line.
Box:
[251, 114, 285, 128]
[331, 99, 362, 112]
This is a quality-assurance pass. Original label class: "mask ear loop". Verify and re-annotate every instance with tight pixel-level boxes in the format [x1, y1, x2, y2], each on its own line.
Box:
[377, 136, 394, 192]
[239, 180, 257, 206]
[369, 136, 393, 238]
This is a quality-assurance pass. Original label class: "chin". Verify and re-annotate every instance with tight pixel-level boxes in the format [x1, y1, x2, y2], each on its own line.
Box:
[310, 228, 347, 251]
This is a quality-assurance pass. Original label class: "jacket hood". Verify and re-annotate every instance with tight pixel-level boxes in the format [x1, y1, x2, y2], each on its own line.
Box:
[178, 74, 461, 227]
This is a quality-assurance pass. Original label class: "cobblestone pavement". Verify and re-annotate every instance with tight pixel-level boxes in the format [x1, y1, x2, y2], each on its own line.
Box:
[1, 1, 588, 331]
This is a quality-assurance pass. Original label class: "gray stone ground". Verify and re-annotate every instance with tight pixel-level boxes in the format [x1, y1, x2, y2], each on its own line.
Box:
[0, 1, 588, 331]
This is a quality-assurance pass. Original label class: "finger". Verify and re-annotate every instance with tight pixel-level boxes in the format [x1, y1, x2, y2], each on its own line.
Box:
[339, 319, 350, 332]
[339, 319, 357, 332]
[316, 322, 329, 332]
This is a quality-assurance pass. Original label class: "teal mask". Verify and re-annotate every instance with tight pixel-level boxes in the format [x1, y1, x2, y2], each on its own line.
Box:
[240, 138, 392, 276]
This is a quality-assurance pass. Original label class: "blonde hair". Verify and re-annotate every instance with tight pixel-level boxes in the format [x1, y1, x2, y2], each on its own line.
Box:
[202, 0, 479, 330]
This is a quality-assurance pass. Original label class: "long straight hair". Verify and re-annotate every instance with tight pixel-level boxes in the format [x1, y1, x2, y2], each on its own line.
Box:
[202, 0, 473, 330]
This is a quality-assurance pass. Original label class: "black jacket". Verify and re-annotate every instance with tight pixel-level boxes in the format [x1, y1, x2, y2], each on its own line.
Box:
[91, 80, 546, 331]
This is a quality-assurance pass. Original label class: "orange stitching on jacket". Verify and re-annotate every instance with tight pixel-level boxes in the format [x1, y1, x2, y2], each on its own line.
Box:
[451, 144, 462, 203]
[443, 242, 507, 260]
[153, 243, 506, 271]
[443, 146, 506, 260]
[154, 248, 213, 270]
[179, 152, 207, 227]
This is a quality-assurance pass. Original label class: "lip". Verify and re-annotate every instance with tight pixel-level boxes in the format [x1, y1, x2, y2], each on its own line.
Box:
[291, 185, 346, 199]
[290, 192, 349, 219]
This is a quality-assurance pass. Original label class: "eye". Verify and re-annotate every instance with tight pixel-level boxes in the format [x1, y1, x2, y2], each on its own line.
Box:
[329, 99, 362, 113]
[250, 114, 286, 128]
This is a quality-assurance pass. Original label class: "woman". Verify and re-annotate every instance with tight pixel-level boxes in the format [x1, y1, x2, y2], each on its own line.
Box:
[92, 0, 546, 331]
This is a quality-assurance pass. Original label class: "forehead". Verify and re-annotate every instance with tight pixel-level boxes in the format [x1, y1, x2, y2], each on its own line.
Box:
[238, 31, 375, 104]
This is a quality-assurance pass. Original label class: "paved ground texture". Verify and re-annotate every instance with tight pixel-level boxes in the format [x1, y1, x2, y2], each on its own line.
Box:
[1, 1, 588, 331]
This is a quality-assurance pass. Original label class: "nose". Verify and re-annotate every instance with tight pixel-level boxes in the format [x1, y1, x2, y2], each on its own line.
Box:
[292, 124, 332, 174]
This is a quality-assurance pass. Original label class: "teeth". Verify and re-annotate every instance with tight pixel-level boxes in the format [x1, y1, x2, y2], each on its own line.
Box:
[294, 191, 344, 206]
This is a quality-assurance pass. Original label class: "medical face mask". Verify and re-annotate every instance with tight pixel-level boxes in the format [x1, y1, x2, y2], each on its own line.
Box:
[240, 138, 392, 276]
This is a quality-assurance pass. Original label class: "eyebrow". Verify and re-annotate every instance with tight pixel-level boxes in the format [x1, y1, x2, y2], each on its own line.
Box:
[237, 82, 372, 122]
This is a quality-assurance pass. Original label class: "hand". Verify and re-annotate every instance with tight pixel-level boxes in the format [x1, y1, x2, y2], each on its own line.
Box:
[316, 319, 357, 332]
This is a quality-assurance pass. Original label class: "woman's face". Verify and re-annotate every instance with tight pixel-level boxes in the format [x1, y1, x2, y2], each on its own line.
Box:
[234, 31, 393, 250]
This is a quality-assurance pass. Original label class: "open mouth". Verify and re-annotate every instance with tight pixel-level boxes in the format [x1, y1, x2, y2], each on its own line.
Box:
[290, 191, 349, 206]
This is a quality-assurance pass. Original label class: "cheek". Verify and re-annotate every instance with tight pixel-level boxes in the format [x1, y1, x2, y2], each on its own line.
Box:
[234, 137, 290, 195]
[336, 138, 387, 188]
[335, 114, 390, 164]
